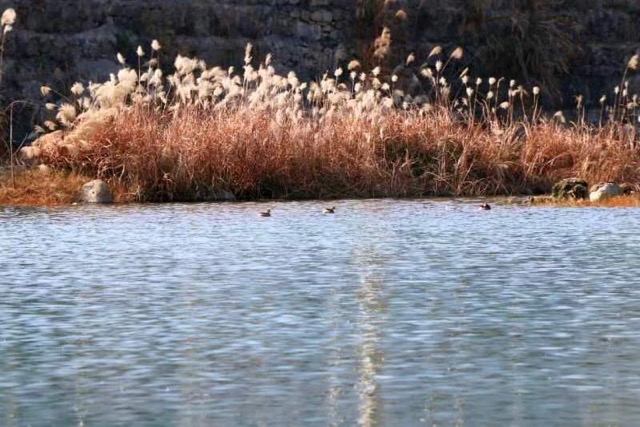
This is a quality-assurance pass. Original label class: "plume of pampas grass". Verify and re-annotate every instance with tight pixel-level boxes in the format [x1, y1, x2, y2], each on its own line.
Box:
[373, 27, 391, 61]
[406, 52, 415, 66]
[1, 8, 16, 26]
[70, 82, 84, 96]
[43, 120, 57, 131]
[56, 104, 77, 127]
[0, 7, 16, 87]
[395, 9, 407, 20]
[348, 60, 361, 71]
[450, 47, 464, 60]
[428, 46, 442, 58]
[244, 43, 253, 65]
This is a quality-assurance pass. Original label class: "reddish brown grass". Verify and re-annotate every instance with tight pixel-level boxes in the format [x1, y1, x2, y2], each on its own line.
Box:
[0, 169, 87, 206]
[0, 169, 129, 206]
[530, 194, 640, 208]
[31, 104, 640, 202]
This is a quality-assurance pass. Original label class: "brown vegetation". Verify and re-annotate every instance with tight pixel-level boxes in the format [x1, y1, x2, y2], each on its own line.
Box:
[25, 104, 640, 203]
[4, 41, 639, 205]
[0, 169, 88, 206]
[0, 168, 130, 206]
[530, 193, 640, 208]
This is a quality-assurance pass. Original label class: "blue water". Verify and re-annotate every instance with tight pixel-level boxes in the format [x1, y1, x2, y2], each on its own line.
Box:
[1, 200, 640, 426]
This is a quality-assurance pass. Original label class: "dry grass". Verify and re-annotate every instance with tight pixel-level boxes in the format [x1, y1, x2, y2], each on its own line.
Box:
[593, 194, 640, 207]
[0, 8, 636, 207]
[16, 43, 640, 203]
[27, 105, 640, 202]
[530, 193, 640, 208]
[0, 169, 129, 206]
[0, 169, 88, 206]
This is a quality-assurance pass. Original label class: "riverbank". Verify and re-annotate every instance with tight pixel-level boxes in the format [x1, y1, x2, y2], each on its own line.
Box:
[17, 104, 640, 204]
[8, 47, 640, 205]
[1, 166, 639, 208]
[0, 168, 130, 206]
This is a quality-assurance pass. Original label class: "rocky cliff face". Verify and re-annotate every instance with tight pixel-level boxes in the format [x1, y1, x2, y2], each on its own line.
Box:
[0, 0, 639, 121]
[1, 0, 355, 102]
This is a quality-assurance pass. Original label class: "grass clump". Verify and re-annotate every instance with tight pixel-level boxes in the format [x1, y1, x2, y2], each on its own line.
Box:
[0, 169, 89, 206]
[17, 42, 640, 203]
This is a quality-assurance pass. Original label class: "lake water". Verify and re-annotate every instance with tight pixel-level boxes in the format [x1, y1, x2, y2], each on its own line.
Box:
[1, 199, 640, 426]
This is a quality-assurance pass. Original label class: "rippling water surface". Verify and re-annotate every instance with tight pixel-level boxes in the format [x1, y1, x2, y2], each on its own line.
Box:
[1, 200, 640, 426]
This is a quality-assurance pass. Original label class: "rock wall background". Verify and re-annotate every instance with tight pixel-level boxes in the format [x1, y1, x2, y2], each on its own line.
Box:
[0, 0, 639, 135]
[1, 0, 356, 102]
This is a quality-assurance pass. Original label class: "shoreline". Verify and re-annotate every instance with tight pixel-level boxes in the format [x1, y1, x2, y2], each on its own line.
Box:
[10, 48, 640, 208]
[2, 168, 638, 208]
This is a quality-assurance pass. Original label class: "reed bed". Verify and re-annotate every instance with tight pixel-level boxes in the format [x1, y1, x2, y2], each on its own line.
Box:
[21, 42, 640, 202]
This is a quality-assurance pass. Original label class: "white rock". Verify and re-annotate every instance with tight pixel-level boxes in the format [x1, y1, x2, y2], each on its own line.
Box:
[589, 182, 622, 202]
[80, 179, 113, 203]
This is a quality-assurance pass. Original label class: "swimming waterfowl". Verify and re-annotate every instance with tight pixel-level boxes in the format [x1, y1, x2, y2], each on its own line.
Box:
[260, 209, 271, 217]
[323, 206, 336, 214]
[479, 203, 491, 211]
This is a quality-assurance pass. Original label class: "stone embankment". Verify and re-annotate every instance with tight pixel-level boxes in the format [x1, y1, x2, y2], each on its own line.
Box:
[1, 0, 355, 103]
[1, 0, 639, 105]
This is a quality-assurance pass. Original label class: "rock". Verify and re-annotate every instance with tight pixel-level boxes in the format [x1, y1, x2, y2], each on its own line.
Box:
[589, 182, 622, 202]
[620, 183, 636, 195]
[80, 179, 113, 203]
[310, 9, 332, 23]
[552, 178, 589, 200]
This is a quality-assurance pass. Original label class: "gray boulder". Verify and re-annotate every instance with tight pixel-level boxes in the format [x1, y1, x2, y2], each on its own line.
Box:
[589, 182, 622, 202]
[552, 178, 589, 200]
[80, 180, 113, 203]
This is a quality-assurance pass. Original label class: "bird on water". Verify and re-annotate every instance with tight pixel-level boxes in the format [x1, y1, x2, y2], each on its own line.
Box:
[479, 203, 491, 211]
[260, 209, 271, 217]
[323, 206, 336, 214]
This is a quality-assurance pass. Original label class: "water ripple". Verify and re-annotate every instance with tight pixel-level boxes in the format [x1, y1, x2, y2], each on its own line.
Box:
[1, 200, 640, 425]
